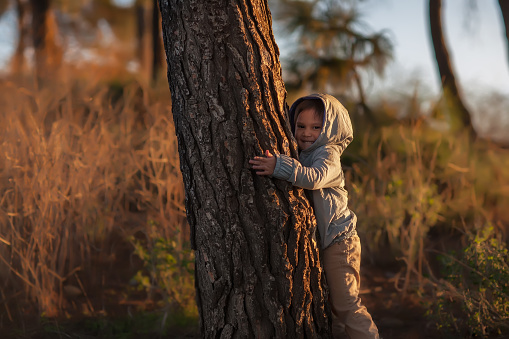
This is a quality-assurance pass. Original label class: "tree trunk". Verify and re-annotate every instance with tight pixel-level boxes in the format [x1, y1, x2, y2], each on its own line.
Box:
[135, 3, 145, 66]
[11, 0, 27, 74]
[30, 0, 62, 84]
[429, 0, 475, 136]
[151, 0, 163, 83]
[499, 0, 509, 66]
[159, 0, 330, 337]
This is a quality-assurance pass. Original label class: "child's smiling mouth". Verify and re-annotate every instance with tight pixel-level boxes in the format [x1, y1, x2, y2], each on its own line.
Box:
[299, 139, 316, 149]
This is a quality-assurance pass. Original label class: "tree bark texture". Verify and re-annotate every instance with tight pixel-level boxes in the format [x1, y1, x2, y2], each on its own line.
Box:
[499, 0, 509, 66]
[429, 0, 475, 136]
[159, 0, 330, 337]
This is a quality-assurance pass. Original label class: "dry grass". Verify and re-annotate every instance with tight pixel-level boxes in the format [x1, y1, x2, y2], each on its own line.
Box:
[347, 116, 509, 297]
[1, 64, 508, 337]
[0, 67, 188, 319]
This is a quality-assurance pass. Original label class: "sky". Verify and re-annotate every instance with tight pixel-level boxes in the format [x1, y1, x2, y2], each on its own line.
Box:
[0, 0, 507, 137]
[351, 0, 509, 140]
[357, 0, 509, 97]
[1, 0, 507, 96]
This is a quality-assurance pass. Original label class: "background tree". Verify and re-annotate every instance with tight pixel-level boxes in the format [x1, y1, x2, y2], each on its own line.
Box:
[159, 0, 331, 337]
[429, 0, 475, 136]
[271, 0, 393, 111]
[135, 0, 146, 68]
[30, 0, 63, 84]
[134, 0, 164, 83]
[499, 0, 509, 66]
[151, 0, 163, 83]
[11, 0, 28, 74]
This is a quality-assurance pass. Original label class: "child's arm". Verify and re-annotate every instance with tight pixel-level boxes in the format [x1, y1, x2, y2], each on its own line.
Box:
[250, 147, 342, 190]
[273, 147, 342, 190]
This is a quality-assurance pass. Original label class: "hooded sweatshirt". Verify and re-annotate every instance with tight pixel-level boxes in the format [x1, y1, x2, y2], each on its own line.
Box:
[272, 93, 356, 249]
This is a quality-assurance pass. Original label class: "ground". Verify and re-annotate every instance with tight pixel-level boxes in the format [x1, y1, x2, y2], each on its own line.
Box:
[360, 265, 435, 339]
[1, 263, 439, 339]
[0, 222, 455, 339]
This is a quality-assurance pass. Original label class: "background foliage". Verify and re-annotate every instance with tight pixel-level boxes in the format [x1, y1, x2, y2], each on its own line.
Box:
[0, 0, 508, 337]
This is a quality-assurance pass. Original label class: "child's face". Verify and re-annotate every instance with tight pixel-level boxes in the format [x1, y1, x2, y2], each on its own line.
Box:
[294, 109, 322, 150]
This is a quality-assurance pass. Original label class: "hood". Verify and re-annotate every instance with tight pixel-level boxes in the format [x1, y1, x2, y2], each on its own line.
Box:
[289, 93, 353, 155]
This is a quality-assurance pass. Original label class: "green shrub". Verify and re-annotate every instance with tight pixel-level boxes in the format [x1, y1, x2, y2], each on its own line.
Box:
[130, 220, 197, 319]
[429, 225, 509, 337]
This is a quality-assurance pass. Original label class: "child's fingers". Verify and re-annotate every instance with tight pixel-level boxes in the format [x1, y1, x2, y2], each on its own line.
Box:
[250, 160, 264, 169]
[249, 156, 263, 162]
[249, 157, 268, 164]
[249, 160, 264, 167]
[250, 162, 269, 175]
[249, 154, 273, 176]
[255, 169, 269, 175]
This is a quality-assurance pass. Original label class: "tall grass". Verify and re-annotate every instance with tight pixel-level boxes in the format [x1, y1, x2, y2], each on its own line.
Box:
[350, 120, 509, 266]
[1, 66, 508, 336]
[346, 98, 509, 335]
[0, 69, 190, 319]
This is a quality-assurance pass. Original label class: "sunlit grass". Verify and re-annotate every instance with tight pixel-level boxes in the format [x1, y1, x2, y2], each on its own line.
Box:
[0, 65, 192, 322]
[346, 97, 509, 335]
[0, 64, 508, 336]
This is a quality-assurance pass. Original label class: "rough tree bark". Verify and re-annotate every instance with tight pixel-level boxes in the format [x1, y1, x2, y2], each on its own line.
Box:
[429, 0, 475, 137]
[159, 0, 330, 337]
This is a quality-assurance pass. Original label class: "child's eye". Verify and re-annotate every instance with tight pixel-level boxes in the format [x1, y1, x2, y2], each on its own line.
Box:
[313, 126, 321, 130]
[297, 125, 304, 129]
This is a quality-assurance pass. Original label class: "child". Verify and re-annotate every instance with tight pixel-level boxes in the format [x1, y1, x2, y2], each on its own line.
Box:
[249, 94, 379, 339]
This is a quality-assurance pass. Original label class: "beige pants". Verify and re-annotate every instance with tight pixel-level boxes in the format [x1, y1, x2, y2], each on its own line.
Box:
[323, 235, 379, 339]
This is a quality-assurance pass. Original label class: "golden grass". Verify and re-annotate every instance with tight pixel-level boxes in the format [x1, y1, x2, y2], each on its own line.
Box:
[0, 68, 187, 318]
[1, 65, 508, 333]
[348, 119, 509, 296]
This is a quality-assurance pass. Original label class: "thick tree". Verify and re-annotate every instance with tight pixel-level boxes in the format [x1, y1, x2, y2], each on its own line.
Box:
[159, 0, 330, 337]
[429, 0, 475, 136]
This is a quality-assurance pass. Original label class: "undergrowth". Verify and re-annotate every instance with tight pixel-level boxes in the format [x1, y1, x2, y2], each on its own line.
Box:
[428, 225, 509, 338]
[0, 65, 508, 338]
[130, 220, 196, 318]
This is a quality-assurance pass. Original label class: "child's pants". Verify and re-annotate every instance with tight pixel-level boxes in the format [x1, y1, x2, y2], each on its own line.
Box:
[323, 234, 379, 339]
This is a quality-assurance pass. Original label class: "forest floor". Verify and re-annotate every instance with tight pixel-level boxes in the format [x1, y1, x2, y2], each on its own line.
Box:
[164, 263, 440, 339]
[0, 219, 444, 339]
[359, 264, 435, 339]
[0, 265, 439, 339]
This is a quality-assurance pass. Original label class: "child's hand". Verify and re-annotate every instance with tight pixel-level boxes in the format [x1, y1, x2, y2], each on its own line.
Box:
[249, 150, 276, 176]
